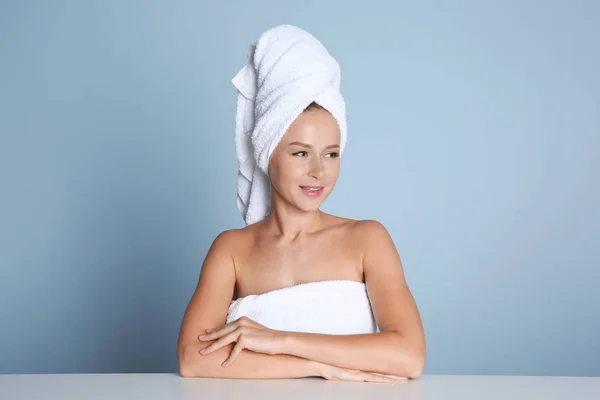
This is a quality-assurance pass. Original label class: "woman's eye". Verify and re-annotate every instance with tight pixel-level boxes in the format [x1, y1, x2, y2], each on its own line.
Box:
[293, 151, 338, 158]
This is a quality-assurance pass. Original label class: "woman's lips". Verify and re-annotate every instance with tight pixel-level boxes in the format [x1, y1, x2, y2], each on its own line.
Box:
[299, 186, 324, 197]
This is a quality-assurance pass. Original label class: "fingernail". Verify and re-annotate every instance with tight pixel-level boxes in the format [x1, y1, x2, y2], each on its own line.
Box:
[205, 328, 212, 333]
[199, 348, 206, 354]
[221, 361, 228, 367]
[198, 335, 206, 339]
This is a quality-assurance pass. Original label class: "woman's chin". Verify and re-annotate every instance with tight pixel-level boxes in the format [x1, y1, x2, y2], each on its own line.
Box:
[296, 196, 329, 211]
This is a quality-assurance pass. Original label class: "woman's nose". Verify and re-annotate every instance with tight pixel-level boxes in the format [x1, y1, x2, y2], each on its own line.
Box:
[308, 159, 324, 179]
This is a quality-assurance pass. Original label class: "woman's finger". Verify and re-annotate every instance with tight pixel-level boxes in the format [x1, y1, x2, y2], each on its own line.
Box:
[331, 369, 394, 383]
[221, 341, 245, 367]
[200, 322, 239, 341]
[348, 370, 394, 383]
[361, 372, 396, 383]
[200, 331, 239, 355]
[369, 372, 407, 380]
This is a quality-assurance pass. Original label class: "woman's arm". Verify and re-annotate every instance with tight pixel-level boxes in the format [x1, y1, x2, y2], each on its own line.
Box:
[177, 229, 319, 379]
[186, 333, 412, 383]
[278, 220, 426, 379]
[281, 331, 421, 379]
[182, 339, 403, 383]
[180, 341, 320, 379]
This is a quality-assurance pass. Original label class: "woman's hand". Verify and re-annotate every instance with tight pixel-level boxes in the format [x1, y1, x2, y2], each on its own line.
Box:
[198, 316, 287, 366]
[317, 362, 408, 383]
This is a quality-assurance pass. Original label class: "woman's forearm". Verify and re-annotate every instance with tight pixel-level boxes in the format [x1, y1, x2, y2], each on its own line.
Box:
[179, 342, 320, 379]
[282, 331, 424, 378]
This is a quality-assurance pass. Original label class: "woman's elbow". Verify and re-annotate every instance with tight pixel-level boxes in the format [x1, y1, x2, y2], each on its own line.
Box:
[179, 363, 194, 378]
[405, 350, 426, 379]
[392, 345, 425, 379]
[406, 360, 424, 379]
[392, 358, 424, 380]
[178, 347, 193, 377]
[178, 345, 207, 378]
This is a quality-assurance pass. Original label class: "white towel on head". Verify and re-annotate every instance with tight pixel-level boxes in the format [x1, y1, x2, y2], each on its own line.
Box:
[232, 24, 348, 226]
[226, 280, 378, 335]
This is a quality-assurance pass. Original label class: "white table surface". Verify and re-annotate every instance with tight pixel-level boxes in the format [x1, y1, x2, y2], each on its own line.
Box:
[1, 373, 598, 399]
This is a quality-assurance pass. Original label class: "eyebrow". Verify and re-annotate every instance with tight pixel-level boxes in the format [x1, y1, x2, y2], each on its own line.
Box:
[287, 142, 340, 149]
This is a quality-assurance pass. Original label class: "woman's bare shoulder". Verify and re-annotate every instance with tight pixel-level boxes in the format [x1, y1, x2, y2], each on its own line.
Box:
[340, 218, 392, 251]
[213, 224, 257, 252]
[351, 218, 390, 238]
[326, 214, 380, 231]
[353, 218, 386, 229]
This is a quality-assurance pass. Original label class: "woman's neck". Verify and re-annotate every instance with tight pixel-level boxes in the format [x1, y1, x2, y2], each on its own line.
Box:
[261, 208, 326, 242]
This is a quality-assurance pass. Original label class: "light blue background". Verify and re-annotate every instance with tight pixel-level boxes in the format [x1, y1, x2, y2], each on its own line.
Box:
[1, 0, 598, 376]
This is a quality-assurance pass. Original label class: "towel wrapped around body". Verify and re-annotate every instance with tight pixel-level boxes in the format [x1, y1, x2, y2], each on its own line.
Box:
[226, 280, 378, 335]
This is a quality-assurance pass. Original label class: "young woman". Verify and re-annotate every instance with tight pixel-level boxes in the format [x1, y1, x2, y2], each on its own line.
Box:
[177, 25, 426, 383]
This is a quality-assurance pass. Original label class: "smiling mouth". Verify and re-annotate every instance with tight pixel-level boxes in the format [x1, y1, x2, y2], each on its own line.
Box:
[299, 186, 324, 196]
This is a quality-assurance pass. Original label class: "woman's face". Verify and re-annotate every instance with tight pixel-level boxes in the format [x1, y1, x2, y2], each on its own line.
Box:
[267, 107, 341, 212]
